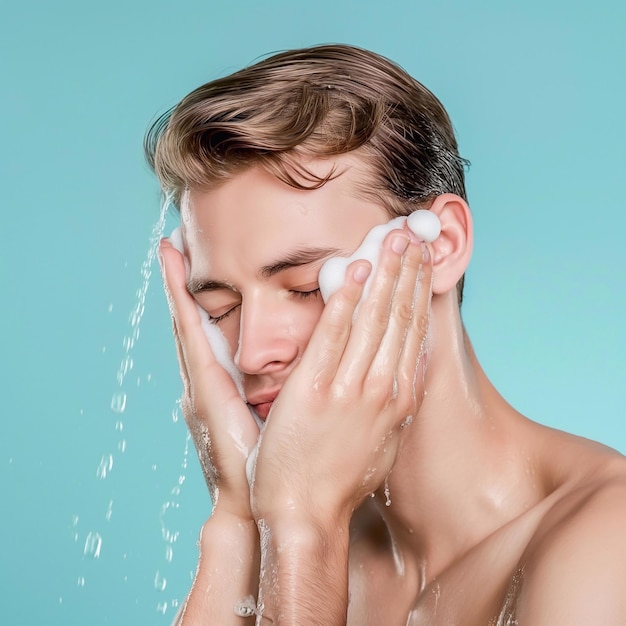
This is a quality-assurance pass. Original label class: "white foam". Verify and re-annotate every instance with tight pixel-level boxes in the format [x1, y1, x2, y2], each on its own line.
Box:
[318, 209, 440, 303]
[168, 227, 245, 400]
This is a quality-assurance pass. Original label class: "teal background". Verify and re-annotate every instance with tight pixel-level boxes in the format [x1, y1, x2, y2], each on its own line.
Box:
[2, 1, 624, 623]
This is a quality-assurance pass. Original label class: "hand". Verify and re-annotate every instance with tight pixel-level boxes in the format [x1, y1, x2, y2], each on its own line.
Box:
[251, 228, 432, 525]
[159, 239, 259, 521]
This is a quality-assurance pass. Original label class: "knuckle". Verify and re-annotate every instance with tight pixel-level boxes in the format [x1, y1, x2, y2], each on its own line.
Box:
[414, 311, 430, 337]
[325, 316, 349, 345]
[393, 298, 414, 323]
[364, 374, 394, 408]
[329, 380, 351, 403]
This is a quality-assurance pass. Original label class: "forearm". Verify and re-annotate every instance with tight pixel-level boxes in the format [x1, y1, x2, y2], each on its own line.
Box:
[176, 511, 260, 625]
[256, 514, 351, 626]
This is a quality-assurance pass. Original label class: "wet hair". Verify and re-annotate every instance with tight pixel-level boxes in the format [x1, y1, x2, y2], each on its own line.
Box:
[145, 43, 469, 303]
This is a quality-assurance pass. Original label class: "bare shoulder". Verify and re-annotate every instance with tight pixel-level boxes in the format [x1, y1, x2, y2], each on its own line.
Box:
[515, 454, 626, 624]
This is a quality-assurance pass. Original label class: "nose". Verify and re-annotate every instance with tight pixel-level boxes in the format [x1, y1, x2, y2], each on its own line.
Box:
[233, 294, 299, 375]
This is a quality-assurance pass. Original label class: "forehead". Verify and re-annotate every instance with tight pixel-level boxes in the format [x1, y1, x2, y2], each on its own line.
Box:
[180, 156, 389, 272]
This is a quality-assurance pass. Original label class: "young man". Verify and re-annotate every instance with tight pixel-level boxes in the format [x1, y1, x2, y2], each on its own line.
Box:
[147, 44, 626, 625]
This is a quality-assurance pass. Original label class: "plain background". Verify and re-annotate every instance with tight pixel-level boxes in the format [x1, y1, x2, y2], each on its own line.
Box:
[1, 1, 624, 623]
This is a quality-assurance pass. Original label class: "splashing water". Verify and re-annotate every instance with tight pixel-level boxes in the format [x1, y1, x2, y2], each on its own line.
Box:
[95, 193, 171, 489]
[74, 193, 173, 614]
[83, 531, 102, 559]
[153, 414, 189, 617]
[154, 570, 167, 592]
[96, 454, 113, 480]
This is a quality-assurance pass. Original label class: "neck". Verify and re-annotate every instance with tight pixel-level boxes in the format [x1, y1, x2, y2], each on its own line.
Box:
[375, 292, 547, 582]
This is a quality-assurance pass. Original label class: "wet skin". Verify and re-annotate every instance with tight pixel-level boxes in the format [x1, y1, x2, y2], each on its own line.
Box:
[160, 155, 626, 625]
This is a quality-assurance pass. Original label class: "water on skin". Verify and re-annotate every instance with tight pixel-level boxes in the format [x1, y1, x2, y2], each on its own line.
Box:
[384, 477, 392, 507]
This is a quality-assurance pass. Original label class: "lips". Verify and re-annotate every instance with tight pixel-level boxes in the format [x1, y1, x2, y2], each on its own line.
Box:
[252, 401, 273, 420]
[248, 389, 280, 421]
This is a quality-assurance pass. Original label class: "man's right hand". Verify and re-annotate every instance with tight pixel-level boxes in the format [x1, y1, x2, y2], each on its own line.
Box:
[159, 238, 259, 522]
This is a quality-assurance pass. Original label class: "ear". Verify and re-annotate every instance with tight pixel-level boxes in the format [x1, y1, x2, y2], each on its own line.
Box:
[426, 194, 473, 296]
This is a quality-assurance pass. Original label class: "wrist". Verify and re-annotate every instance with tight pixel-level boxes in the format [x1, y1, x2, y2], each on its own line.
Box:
[256, 509, 351, 559]
[202, 508, 258, 546]
[254, 512, 351, 625]
[211, 492, 254, 523]
[251, 485, 353, 532]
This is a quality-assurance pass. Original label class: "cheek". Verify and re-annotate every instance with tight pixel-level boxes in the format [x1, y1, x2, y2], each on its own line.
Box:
[216, 314, 242, 360]
[286, 299, 325, 347]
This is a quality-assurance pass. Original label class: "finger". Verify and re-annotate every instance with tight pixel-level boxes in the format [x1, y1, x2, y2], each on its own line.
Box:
[368, 237, 425, 382]
[159, 241, 191, 389]
[159, 241, 241, 404]
[335, 229, 410, 386]
[296, 260, 371, 389]
[171, 316, 190, 395]
[396, 243, 433, 399]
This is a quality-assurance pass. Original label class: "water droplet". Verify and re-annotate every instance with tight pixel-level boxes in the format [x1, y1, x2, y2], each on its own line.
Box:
[156, 601, 168, 615]
[178, 475, 185, 486]
[108, 303, 114, 313]
[110, 391, 127, 414]
[154, 571, 167, 592]
[129, 307, 144, 328]
[105, 500, 113, 522]
[117, 439, 127, 453]
[77, 576, 85, 587]
[165, 545, 173, 563]
[171, 407, 179, 424]
[152, 464, 157, 471]
[96, 454, 113, 480]
[384, 478, 391, 507]
[117, 356, 134, 384]
[400, 415, 413, 429]
[84, 531, 102, 559]
[114, 420, 124, 432]
[161, 528, 180, 544]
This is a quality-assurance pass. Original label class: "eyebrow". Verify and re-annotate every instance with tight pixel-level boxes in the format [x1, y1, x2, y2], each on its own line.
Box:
[187, 278, 234, 295]
[187, 246, 342, 295]
[259, 246, 342, 278]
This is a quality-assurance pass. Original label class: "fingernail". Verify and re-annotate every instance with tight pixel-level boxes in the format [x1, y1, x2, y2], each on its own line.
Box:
[421, 243, 430, 263]
[391, 234, 410, 255]
[354, 263, 371, 284]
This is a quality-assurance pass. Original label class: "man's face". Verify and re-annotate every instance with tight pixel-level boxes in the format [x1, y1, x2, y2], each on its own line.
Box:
[181, 155, 389, 419]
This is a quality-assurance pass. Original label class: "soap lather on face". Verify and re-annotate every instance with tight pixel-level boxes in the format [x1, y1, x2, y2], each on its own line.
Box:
[167, 209, 440, 403]
[318, 209, 441, 303]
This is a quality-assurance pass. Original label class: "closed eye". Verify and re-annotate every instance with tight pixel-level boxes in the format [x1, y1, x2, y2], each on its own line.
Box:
[208, 304, 241, 324]
[290, 288, 321, 300]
